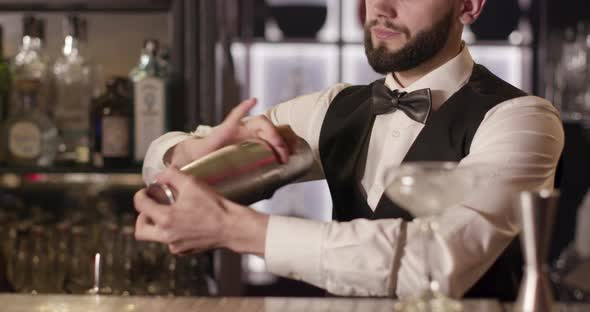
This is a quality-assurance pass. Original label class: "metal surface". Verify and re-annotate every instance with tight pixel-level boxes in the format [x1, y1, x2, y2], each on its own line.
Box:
[515, 189, 560, 312]
[146, 183, 176, 205]
[147, 126, 314, 206]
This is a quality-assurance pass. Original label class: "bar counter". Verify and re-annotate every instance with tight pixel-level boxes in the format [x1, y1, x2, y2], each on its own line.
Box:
[1, 294, 589, 312]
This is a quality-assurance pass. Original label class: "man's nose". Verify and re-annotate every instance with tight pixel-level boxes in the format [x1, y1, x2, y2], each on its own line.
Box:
[369, 0, 399, 20]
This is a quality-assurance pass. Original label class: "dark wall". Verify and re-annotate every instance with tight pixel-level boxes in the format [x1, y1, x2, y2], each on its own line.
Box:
[551, 123, 590, 262]
[548, 0, 590, 29]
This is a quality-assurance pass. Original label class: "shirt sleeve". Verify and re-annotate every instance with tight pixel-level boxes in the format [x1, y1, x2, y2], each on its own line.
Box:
[141, 84, 350, 185]
[264, 95, 564, 298]
[142, 131, 198, 185]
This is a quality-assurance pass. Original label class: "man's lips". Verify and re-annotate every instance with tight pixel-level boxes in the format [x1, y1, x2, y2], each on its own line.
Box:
[371, 26, 403, 40]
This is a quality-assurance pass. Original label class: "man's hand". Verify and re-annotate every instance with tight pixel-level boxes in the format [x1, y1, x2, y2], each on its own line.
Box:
[134, 167, 269, 256]
[168, 98, 292, 168]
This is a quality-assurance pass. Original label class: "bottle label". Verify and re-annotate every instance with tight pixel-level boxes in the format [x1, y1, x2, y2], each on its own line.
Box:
[9, 122, 42, 159]
[102, 116, 130, 158]
[134, 77, 166, 162]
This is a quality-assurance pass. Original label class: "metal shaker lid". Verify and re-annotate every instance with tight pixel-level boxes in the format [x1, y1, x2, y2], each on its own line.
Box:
[146, 183, 176, 205]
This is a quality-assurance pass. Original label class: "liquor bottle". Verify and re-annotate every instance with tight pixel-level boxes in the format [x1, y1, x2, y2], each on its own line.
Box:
[29, 225, 53, 294]
[53, 15, 94, 165]
[0, 25, 11, 123]
[91, 78, 132, 168]
[64, 226, 92, 294]
[130, 39, 169, 163]
[11, 15, 51, 117]
[2, 79, 58, 167]
[0, 25, 12, 164]
[3, 16, 57, 167]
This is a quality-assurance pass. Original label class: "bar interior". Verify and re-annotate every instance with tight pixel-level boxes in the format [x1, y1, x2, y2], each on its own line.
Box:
[0, 0, 589, 311]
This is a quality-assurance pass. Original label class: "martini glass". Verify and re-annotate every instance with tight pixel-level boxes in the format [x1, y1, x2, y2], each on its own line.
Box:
[385, 162, 486, 312]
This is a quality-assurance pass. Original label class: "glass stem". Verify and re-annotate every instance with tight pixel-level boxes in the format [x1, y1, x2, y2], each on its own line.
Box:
[423, 220, 437, 296]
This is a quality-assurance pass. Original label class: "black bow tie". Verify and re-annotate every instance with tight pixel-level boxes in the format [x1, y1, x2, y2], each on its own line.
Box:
[371, 82, 432, 124]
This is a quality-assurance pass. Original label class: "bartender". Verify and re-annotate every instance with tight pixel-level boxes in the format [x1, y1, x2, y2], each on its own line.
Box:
[133, 0, 564, 299]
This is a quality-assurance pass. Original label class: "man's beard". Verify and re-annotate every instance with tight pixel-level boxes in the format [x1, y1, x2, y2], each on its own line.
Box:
[364, 10, 454, 74]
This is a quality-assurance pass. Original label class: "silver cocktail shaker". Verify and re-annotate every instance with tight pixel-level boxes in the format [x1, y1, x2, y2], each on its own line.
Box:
[146, 125, 315, 205]
[515, 189, 560, 312]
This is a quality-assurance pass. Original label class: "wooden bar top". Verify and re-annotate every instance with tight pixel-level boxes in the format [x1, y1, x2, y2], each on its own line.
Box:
[0, 294, 502, 312]
[1, 294, 589, 311]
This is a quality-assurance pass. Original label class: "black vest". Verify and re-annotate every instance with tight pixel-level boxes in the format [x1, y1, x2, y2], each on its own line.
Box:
[318, 64, 526, 300]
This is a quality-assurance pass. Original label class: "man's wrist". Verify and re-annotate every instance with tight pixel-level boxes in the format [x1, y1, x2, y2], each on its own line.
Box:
[221, 202, 269, 257]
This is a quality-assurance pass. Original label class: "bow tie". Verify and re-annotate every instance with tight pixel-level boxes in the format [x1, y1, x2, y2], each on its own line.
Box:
[371, 82, 432, 124]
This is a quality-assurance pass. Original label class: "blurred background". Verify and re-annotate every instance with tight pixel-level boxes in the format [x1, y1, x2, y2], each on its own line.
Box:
[0, 0, 588, 301]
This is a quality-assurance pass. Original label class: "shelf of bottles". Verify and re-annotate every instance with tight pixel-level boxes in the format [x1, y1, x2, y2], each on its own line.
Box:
[0, 2, 214, 298]
[0, 0, 172, 12]
[0, 12, 175, 178]
[545, 22, 590, 126]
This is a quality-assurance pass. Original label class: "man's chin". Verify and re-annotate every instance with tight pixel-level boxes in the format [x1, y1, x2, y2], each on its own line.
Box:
[372, 38, 406, 53]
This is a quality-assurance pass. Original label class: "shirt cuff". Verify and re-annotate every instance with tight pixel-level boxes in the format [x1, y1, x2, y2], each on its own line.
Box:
[142, 131, 197, 185]
[191, 125, 215, 137]
[264, 215, 326, 289]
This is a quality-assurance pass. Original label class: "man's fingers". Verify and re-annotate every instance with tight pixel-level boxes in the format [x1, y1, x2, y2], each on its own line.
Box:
[225, 98, 257, 125]
[246, 116, 290, 163]
[278, 125, 300, 152]
[134, 189, 170, 225]
[258, 131, 290, 163]
[169, 240, 206, 255]
[135, 213, 167, 242]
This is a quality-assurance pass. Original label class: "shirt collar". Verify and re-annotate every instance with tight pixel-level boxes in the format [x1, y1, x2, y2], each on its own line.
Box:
[384, 43, 474, 111]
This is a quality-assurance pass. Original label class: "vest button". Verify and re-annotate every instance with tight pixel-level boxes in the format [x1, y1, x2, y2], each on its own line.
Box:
[392, 130, 400, 137]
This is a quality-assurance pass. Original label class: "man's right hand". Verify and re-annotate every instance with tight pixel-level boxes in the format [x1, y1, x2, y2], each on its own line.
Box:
[166, 98, 292, 168]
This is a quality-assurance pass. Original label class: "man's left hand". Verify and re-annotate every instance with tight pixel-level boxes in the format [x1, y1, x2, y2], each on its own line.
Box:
[134, 167, 269, 256]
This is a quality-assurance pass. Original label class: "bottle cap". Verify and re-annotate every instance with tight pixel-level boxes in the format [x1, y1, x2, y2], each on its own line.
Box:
[143, 39, 160, 56]
[30, 17, 46, 40]
[64, 15, 85, 39]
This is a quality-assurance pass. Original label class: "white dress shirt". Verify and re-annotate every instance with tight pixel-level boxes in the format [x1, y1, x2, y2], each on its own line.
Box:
[142, 46, 564, 298]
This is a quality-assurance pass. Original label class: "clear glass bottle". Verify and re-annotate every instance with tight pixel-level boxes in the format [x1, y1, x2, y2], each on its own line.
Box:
[29, 225, 53, 294]
[4, 16, 58, 167]
[91, 78, 132, 168]
[64, 225, 92, 294]
[53, 15, 94, 165]
[2, 80, 58, 167]
[98, 222, 118, 295]
[129, 39, 170, 163]
[53, 221, 71, 293]
[11, 15, 52, 117]
[12, 223, 32, 292]
[114, 226, 139, 296]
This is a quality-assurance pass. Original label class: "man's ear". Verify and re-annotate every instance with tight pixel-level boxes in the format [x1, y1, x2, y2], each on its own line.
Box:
[459, 0, 486, 25]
